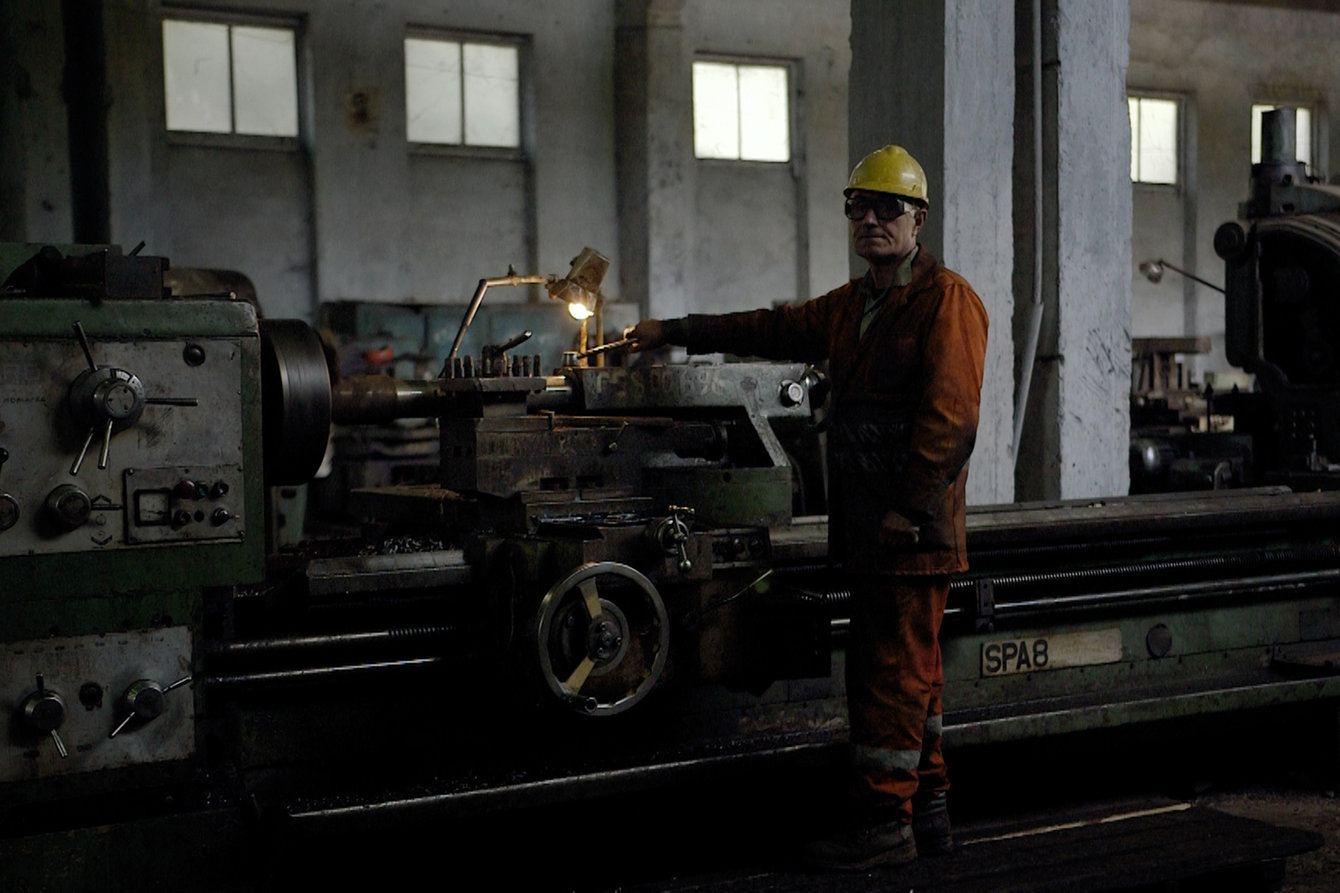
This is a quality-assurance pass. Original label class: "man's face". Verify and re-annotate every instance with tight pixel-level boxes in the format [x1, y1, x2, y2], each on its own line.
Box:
[845, 190, 926, 265]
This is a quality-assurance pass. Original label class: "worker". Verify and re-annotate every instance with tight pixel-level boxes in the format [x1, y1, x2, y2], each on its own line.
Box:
[624, 144, 988, 870]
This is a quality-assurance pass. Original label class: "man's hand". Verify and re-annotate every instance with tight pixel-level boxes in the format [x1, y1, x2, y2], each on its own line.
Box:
[624, 320, 666, 353]
[879, 509, 920, 548]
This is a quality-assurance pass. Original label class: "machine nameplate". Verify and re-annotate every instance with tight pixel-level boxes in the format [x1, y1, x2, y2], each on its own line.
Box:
[577, 363, 810, 414]
[980, 628, 1123, 677]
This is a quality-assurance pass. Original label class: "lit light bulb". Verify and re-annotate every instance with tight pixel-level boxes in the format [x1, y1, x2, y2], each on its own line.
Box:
[568, 301, 594, 321]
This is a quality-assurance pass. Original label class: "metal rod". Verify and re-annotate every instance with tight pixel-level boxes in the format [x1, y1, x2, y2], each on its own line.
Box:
[73, 321, 97, 371]
[446, 274, 550, 363]
[285, 740, 836, 825]
[331, 376, 445, 424]
[1012, 0, 1046, 470]
[213, 626, 457, 655]
[940, 568, 1340, 626]
[579, 337, 634, 358]
[995, 568, 1340, 615]
[951, 544, 1340, 596]
[1148, 258, 1226, 294]
[203, 657, 441, 688]
[97, 418, 113, 469]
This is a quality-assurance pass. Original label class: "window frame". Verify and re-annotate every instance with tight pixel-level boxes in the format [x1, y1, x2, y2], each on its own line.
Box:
[404, 28, 529, 160]
[691, 55, 797, 166]
[161, 8, 305, 151]
[1128, 91, 1183, 190]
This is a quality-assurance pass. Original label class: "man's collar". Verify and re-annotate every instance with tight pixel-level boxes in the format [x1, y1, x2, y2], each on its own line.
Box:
[892, 246, 919, 287]
[863, 245, 919, 294]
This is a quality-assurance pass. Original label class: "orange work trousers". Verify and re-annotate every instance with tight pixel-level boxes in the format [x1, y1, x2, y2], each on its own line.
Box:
[844, 573, 950, 822]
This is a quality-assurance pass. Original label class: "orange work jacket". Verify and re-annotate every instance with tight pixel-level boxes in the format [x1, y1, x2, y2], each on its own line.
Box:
[678, 246, 988, 575]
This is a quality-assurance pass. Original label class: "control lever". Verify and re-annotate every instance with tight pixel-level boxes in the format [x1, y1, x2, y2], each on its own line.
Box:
[68, 322, 199, 475]
[493, 330, 533, 353]
[21, 674, 68, 758]
[651, 506, 695, 573]
[477, 330, 533, 377]
[109, 675, 192, 739]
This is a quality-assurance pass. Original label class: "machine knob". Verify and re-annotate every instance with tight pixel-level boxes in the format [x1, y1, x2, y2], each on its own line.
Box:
[93, 373, 147, 421]
[21, 675, 69, 758]
[0, 495, 17, 532]
[45, 484, 92, 531]
[65, 322, 198, 475]
[779, 379, 807, 408]
[109, 675, 191, 739]
[1214, 221, 1248, 261]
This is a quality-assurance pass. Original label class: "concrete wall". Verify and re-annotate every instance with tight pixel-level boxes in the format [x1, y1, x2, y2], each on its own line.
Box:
[13, 0, 621, 321]
[687, 0, 850, 310]
[1129, 0, 1340, 382]
[1, 2, 74, 242]
[613, 0, 848, 320]
[6, 0, 849, 327]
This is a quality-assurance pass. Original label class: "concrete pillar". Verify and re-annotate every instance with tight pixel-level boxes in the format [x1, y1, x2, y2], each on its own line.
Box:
[849, 0, 1017, 506]
[1014, 0, 1131, 500]
[614, 0, 695, 320]
[0, 1, 74, 243]
[104, 0, 170, 254]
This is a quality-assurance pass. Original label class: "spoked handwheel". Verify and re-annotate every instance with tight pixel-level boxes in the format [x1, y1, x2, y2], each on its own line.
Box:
[534, 562, 669, 717]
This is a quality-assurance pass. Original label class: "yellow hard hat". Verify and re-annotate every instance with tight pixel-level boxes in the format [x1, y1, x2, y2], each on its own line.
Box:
[845, 144, 929, 205]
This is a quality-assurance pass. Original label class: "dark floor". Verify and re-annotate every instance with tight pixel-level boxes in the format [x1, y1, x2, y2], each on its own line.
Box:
[267, 703, 1340, 891]
[10, 704, 1329, 891]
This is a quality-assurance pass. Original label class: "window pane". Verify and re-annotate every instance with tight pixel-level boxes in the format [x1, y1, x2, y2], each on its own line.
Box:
[1297, 107, 1312, 168]
[738, 65, 789, 162]
[463, 43, 519, 147]
[1136, 98, 1177, 185]
[163, 20, 231, 133]
[693, 62, 739, 159]
[232, 26, 298, 137]
[1251, 104, 1267, 164]
[406, 38, 463, 144]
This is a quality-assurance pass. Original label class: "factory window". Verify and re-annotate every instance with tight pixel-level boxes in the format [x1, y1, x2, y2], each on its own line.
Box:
[405, 35, 521, 148]
[1128, 95, 1179, 186]
[692, 60, 791, 163]
[162, 17, 299, 138]
[1251, 104, 1313, 170]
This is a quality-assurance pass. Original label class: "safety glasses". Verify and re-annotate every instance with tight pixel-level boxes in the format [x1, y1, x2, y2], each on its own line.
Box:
[844, 196, 912, 223]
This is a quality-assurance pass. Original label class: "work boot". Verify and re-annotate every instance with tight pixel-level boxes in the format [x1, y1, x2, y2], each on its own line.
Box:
[912, 791, 954, 855]
[802, 818, 917, 871]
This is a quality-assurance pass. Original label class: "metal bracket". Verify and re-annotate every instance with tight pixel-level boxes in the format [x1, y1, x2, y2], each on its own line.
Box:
[974, 578, 995, 633]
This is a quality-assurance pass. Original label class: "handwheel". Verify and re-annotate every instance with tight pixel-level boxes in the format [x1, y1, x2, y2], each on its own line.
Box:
[535, 562, 669, 716]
